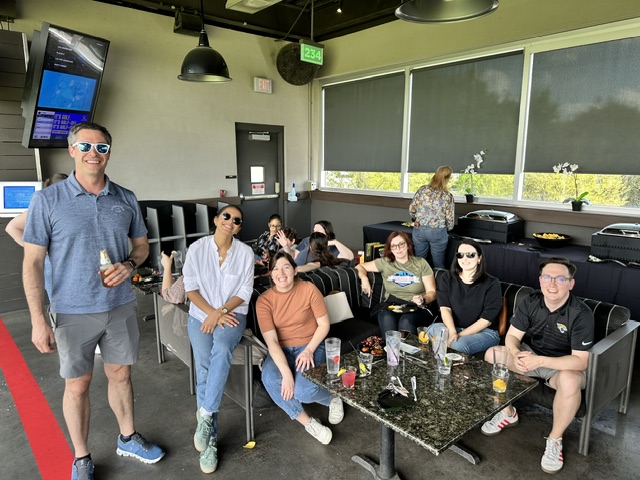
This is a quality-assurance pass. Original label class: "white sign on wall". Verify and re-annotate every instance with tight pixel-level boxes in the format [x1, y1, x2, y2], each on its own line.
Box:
[252, 183, 265, 195]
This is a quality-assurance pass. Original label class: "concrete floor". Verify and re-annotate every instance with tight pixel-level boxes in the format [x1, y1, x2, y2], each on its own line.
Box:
[2, 292, 640, 480]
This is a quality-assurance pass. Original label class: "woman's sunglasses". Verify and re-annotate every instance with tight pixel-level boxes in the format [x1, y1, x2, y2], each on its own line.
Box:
[221, 212, 242, 225]
[456, 252, 478, 259]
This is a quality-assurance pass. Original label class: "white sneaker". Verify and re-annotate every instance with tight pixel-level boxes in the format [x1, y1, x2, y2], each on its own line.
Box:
[328, 397, 344, 425]
[305, 417, 332, 445]
[481, 407, 519, 436]
[541, 437, 563, 474]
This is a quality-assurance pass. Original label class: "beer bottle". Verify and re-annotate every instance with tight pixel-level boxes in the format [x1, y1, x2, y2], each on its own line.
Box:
[99, 248, 114, 288]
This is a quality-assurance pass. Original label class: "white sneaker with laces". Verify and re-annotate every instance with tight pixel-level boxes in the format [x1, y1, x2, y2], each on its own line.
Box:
[541, 437, 563, 474]
[328, 397, 344, 425]
[305, 417, 332, 445]
[481, 407, 519, 436]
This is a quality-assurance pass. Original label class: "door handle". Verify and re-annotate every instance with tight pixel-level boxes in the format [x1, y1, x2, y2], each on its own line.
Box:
[240, 194, 279, 202]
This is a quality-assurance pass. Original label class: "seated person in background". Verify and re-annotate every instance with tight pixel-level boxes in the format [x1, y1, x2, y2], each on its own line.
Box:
[355, 231, 436, 336]
[294, 232, 343, 273]
[481, 257, 594, 475]
[160, 251, 186, 304]
[427, 239, 501, 355]
[295, 220, 354, 261]
[255, 214, 282, 266]
[256, 251, 344, 445]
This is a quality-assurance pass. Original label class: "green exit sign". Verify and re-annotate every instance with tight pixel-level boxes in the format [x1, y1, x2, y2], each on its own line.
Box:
[300, 40, 324, 66]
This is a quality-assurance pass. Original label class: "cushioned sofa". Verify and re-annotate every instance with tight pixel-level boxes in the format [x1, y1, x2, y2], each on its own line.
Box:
[245, 264, 638, 456]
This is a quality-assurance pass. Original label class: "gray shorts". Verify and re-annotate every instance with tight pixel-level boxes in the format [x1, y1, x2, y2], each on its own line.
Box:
[520, 343, 587, 389]
[55, 300, 139, 379]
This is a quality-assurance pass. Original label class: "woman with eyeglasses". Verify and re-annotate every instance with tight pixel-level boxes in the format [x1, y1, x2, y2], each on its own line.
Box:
[182, 205, 254, 474]
[428, 239, 502, 355]
[355, 231, 436, 335]
[256, 251, 344, 445]
[409, 166, 455, 269]
[255, 214, 283, 266]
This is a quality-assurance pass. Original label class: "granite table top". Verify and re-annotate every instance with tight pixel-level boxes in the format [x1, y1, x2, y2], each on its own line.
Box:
[303, 344, 538, 456]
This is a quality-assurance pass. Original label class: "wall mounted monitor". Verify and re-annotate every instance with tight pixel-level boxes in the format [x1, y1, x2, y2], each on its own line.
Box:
[0, 181, 43, 217]
[21, 23, 110, 148]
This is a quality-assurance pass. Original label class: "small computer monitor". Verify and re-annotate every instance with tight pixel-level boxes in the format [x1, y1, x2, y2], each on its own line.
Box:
[0, 181, 43, 217]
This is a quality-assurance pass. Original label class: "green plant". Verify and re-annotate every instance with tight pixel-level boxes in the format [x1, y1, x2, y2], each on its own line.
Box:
[552, 162, 590, 204]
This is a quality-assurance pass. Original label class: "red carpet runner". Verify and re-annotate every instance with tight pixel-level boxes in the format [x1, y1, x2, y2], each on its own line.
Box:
[0, 317, 73, 479]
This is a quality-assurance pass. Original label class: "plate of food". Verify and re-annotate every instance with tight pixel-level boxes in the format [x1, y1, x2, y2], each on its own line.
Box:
[532, 232, 572, 248]
[387, 304, 416, 314]
[358, 336, 386, 356]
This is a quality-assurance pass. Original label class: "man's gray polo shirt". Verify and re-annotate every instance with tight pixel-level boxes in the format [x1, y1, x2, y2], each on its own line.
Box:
[23, 173, 147, 314]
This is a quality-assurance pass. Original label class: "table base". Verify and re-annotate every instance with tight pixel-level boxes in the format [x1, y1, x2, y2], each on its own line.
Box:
[352, 454, 402, 480]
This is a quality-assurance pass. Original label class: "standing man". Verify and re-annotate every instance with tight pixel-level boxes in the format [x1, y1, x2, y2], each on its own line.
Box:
[481, 257, 594, 474]
[23, 122, 164, 480]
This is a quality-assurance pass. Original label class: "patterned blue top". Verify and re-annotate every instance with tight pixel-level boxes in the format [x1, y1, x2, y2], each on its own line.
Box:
[409, 185, 454, 230]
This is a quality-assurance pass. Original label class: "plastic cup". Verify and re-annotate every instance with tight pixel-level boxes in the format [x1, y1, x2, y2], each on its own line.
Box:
[325, 337, 341, 375]
[358, 352, 373, 377]
[386, 330, 402, 366]
[342, 366, 357, 388]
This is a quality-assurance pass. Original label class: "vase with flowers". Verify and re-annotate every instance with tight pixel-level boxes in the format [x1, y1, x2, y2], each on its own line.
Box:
[552, 162, 589, 211]
[462, 150, 486, 202]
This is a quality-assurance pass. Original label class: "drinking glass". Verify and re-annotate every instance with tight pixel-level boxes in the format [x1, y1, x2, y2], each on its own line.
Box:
[325, 337, 341, 375]
[431, 324, 450, 375]
[386, 330, 402, 366]
[342, 366, 357, 388]
[358, 352, 373, 377]
[492, 346, 510, 393]
[417, 326, 430, 346]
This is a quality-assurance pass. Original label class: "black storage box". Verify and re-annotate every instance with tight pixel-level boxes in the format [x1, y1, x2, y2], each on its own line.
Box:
[454, 210, 525, 244]
[590, 223, 640, 263]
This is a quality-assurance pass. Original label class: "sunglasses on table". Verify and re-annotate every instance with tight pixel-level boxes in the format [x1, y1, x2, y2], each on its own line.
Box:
[221, 212, 243, 225]
[72, 142, 111, 154]
[456, 252, 478, 259]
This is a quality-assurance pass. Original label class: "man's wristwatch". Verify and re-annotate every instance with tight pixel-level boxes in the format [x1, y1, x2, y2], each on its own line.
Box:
[221, 307, 229, 314]
[125, 258, 137, 270]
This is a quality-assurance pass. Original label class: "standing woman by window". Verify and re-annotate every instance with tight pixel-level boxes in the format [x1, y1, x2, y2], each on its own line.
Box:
[409, 166, 455, 269]
[428, 239, 502, 355]
[356, 231, 436, 336]
[182, 205, 254, 474]
[256, 251, 344, 445]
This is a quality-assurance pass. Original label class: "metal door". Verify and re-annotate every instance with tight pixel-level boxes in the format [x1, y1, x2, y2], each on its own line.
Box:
[235, 123, 283, 243]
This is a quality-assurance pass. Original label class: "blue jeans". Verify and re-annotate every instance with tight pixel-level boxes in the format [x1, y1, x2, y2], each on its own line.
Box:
[188, 313, 246, 433]
[412, 226, 449, 269]
[427, 323, 500, 355]
[378, 309, 433, 337]
[261, 344, 332, 420]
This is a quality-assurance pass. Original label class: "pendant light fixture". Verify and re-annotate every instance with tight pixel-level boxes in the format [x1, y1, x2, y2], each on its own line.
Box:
[395, 0, 499, 23]
[178, 0, 231, 82]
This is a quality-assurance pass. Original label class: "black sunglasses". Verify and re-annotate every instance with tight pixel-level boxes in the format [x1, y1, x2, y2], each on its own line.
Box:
[456, 252, 477, 259]
[221, 212, 242, 225]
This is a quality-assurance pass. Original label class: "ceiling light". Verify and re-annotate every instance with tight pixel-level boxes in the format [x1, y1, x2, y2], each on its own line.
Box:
[225, 0, 283, 14]
[395, 0, 499, 23]
[337, 1, 343, 13]
[178, 0, 231, 82]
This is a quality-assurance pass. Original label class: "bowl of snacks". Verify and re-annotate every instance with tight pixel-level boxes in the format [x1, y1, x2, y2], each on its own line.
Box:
[358, 336, 386, 356]
[533, 232, 572, 248]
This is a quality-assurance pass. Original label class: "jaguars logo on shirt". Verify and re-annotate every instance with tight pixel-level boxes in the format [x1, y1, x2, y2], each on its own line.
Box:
[556, 323, 568, 334]
[387, 271, 419, 288]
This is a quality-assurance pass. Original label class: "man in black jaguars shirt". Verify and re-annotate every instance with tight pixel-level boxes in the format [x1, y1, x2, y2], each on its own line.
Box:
[480, 257, 594, 475]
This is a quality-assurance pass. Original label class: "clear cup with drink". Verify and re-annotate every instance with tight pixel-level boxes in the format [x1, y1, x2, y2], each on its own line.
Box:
[358, 352, 373, 377]
[492, 346, 510, 393]
[342, 366, 357, 388]
[431, 324, 451, 374]
[386, 330, 402, 366]
[325, 337, 341, 375]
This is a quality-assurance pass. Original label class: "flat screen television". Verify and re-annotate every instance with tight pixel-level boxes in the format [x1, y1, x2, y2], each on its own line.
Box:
[0, 181, 43, 217]
[21, 23, 110, 149]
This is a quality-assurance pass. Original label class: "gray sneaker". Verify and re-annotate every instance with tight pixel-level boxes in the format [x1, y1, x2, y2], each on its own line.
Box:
[71, 457, 94, 480]
[199, 436, 218, 474]
[328, 396, 344, 425]
[194, 413, 213, 452]
[305, 417, 332, 445]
